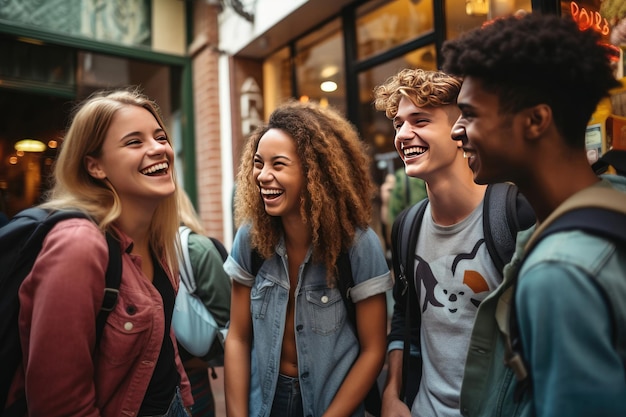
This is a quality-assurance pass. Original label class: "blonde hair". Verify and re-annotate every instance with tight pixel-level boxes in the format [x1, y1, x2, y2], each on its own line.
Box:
[41, 88, 180, 272]
[234, 100, 375, 275]
[373, 68, 462, 123]
[178, 189, 206, 236]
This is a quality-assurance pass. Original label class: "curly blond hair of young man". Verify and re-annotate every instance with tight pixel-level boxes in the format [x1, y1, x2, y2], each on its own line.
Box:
[234, 100, 376, 277]
[373, 68, 462, 123]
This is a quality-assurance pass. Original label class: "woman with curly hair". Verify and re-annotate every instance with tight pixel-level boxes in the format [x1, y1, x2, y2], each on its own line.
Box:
[223, 100, 392, 417]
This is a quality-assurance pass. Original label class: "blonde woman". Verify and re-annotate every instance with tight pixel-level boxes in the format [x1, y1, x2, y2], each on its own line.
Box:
[7, 88, 193, 417]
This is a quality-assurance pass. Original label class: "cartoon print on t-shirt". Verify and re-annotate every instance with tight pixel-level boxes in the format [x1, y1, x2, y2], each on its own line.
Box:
[417, 238, 491, 323]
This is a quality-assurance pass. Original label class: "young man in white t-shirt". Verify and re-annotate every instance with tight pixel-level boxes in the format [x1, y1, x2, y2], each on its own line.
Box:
[374, 69, 507, 417]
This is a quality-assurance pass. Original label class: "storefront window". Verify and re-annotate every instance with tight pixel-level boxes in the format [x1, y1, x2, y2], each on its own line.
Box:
[0, 35, 75, 92]
[446, 0, 532, 39]
[356, 0, 434, 61]
[0, 46, 181, 218]
[294, 18, 346, 114]
[561, 1, 624, 77]
[0, 0, 151, 48]
[263, 47, 292, 119]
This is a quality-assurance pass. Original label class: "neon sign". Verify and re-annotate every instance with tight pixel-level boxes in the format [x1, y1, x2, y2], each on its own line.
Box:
[570, 2, 610, 36]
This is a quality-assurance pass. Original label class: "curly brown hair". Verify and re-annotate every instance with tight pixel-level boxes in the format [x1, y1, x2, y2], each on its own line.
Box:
[373, 68, 462, 121]
[234, 100, 375, 274]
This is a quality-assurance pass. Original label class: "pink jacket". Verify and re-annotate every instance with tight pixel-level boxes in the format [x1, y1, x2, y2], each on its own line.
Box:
[8, 218, 192, 417]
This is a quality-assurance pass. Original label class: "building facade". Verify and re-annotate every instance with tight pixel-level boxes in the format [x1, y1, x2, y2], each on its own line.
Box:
[0, 0, 623, 247]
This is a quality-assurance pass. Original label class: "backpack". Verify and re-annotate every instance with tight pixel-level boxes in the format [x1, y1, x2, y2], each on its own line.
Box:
[251, 249, 383, 417]
[390, 182, 535, 405]
[173, 226, 229, 368]
[0, 208, 122, 415]
[501, 184, 626, 401]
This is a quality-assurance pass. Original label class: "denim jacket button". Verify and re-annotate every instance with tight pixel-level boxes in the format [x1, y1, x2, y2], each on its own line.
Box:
[296, 325, 304, 331]
[321, 295, 329, 303]
[124, 322, 133, 331]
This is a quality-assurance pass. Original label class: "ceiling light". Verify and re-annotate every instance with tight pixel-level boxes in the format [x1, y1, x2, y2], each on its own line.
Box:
[466, 0, 488, 16]
[320, 81, 338, 92]
[320, 65, 339, 78]
[15, 139, 46, 153]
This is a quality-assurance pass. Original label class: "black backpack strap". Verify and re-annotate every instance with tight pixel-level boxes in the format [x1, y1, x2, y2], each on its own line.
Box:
[539, 208, 626, 244]
[390, 199, 428, 402]
[209, 237, 229, 262]
[250, 249, 265, 277]
[95, 232, 122, 346]
[2, 215, 121, 417]
[62, 224, 121, 331]
[482, 183, 518, 273]
[334, 251, 382, 417]
[483, 183, 535, 275]
[335, 252, 356, 325]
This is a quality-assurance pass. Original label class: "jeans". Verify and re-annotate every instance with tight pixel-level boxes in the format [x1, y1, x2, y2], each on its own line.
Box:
[270, 374, 304, 417]
[141, 387, 190, 417]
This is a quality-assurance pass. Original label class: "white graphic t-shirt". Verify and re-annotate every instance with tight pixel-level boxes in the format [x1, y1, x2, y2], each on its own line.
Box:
[411, 202, 502, 417]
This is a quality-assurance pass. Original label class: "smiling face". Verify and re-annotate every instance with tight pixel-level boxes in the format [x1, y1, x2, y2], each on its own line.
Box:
[85, 105, 175, 210]
[253, 128, 305, 221]
[394, 96, 462, 183]
[452, 76, 524, 185]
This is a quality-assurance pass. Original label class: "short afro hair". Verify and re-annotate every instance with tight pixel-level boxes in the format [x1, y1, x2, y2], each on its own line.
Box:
[442, 13, 620, 148]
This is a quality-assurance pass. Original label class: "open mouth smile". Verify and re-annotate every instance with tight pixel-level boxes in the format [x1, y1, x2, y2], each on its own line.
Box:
[260, 187, 284, 200]
[140, 162, 169, 176]
[403, 146, 427, 159]
[462, 148, 476, 160]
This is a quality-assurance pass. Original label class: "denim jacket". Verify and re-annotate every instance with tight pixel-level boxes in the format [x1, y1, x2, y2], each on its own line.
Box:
[224, 224, 392, 417]
[461, 175, 626, 417]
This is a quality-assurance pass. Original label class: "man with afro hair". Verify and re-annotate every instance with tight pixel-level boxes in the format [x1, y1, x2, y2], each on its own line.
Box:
[443, 12, 626, 417]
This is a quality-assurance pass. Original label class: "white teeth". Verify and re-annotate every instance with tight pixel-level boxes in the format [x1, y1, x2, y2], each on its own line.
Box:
[261, 188, 282, 195]
[141, 162, 168, 175]
[404, 146, 427, 156]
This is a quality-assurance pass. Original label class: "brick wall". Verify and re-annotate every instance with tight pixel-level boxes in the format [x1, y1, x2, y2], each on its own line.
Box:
[191, 1, 224, 240]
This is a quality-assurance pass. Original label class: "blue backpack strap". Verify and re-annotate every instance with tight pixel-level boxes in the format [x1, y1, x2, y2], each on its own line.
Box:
[483, 183, 535, 274]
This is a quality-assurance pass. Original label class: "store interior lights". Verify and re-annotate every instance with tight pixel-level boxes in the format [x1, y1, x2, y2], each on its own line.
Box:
[466, 0, 488, 16]
[14, 139, 46, 153]
[466, 0, 515, 17]
[320, 81, 338, 92]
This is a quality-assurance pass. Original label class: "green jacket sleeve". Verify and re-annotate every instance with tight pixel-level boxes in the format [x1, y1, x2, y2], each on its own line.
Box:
[389, 169, 428, 224]
[187, 232, 232, 326]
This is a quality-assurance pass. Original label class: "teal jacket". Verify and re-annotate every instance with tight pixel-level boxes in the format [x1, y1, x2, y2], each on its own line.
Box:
[461, 175, 626, 417]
